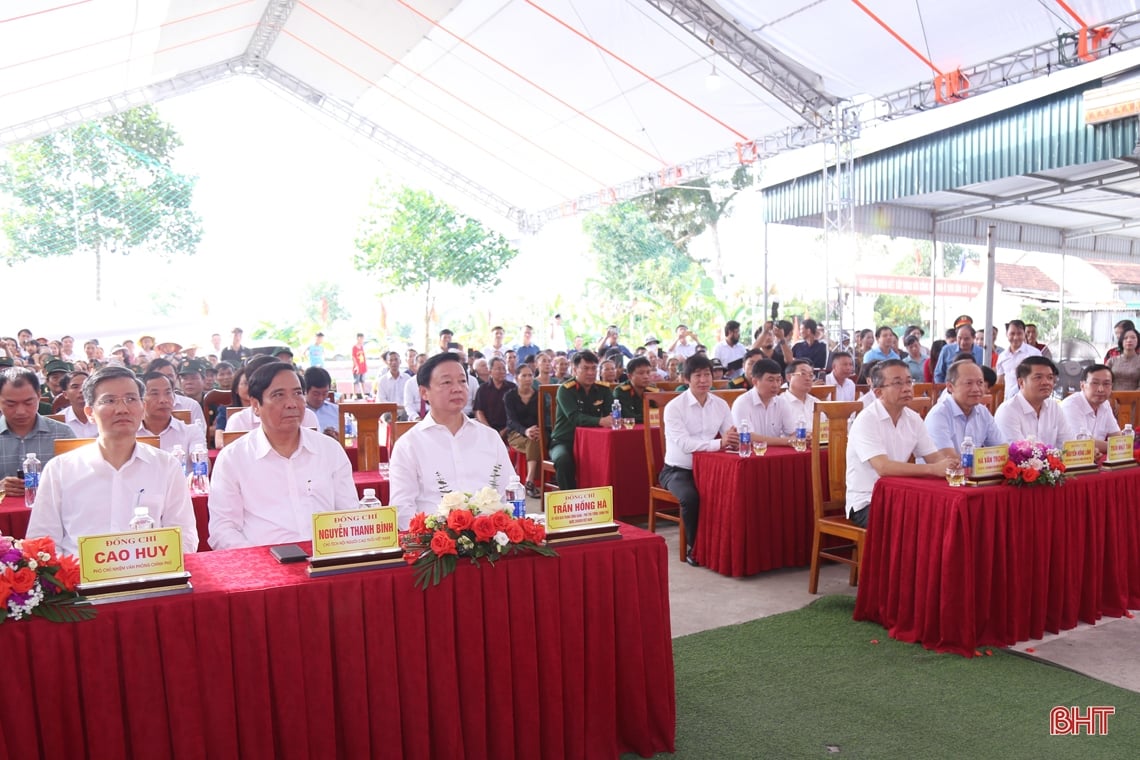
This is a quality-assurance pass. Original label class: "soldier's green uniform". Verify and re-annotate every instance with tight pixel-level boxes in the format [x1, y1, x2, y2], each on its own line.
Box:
[611, 382, 659, 424]
[550, 379, 612, 489]
[727, 374, 748, 390]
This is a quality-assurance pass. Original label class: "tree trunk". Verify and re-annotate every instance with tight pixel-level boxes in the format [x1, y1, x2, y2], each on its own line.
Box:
[707, 221, 724, 290]
[94, 245, 102, 302]
[423, 280, 432, 354]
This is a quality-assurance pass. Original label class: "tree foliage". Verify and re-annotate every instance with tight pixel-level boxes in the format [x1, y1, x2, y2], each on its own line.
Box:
[354, 184, 518, 351]
[0, 105, 203, 300]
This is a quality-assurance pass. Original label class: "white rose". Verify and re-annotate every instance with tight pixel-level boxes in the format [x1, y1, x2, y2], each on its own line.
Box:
[439, 491, 467, 513]
[472, 487, 503, 514]
[493, 531, 510, 547]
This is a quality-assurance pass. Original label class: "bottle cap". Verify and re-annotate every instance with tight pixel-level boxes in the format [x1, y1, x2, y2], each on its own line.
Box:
[133, 507, 149, 517]
[362, 488, 376, 498]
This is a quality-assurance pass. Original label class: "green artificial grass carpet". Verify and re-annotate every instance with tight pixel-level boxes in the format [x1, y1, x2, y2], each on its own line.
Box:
[628, 595, 1140, 759]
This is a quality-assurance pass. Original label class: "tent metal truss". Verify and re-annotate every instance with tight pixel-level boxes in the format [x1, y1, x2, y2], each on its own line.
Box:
[243, 0, 297, 72]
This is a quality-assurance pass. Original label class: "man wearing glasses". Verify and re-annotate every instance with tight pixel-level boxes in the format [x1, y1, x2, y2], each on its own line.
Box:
[779, 360, 818, 432]
[28, 366, 198, 556]
[846, 360, 957, 528]
[1059, 364, 1118, 457]
[994, 356, 1074, 448]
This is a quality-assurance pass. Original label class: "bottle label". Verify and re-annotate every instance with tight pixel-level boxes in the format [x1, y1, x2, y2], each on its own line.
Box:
[961, 453, 973, 470]
[24, 472, 38, 489]
[193, 461, 208, 476]
[740, 431, 751, 446]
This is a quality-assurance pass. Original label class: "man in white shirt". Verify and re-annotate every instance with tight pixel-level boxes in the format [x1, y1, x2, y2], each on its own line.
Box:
[824, 352, 857, 401]
[660, 354, 738, 566]
[714, 320, 747, 379]
[731, 359, 796, 447]
[139, 371, 206, 453]
[376, 351, 408, 410]
[994, 356, 1074, 449]
[482, 326, 507, 361]
[209, 361, 358, 550]
[779, 359, 818, 434]
[61, 369, 98, 437]
[389, 352, 514, 529]
[994, 319, 1041, 397]
[404, 371, 429, 421]
[145, 358, 207, 430]
[668, 324, 699, 361]
[1059, 363, 1119, 456]
[846, 360, 956, 528]
[29, 366, 198, 556]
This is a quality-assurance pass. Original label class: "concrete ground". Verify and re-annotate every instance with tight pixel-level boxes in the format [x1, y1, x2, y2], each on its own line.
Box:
[645, 522, 1140, 694]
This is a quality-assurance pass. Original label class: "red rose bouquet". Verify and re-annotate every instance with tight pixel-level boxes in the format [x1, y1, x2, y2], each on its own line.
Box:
[402, 487, 557, 589]
[1003, 439, 1066, 487]
[0, 535, 95, 624]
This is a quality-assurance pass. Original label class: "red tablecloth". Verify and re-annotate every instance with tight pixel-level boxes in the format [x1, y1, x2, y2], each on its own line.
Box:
[0, 524, 675, 759]
[854, 469, 1140, 656]
[574, 426, 649, 519]
[0, 502, 30, 540]
[691, 448, 824, 576]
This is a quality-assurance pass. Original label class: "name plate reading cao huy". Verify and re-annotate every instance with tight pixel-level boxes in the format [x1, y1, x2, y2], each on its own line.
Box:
[1061, 438, 1096, 470]
[970, 445, 1009, 481]
[311, 506, 399, 559]
[1105, 433, 1137, 467]
[78, 528, 184, 585]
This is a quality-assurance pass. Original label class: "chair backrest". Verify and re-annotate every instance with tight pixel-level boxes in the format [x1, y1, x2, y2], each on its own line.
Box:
[811, 401, 865, 521]
[172, 409, 192, 424]
[339, 401, 397, 470]
[855, 383, 869, 397]
[46, 413, 65, 422]
[536, 384, 561, 462]
[54, 435, 160, 455]
[990, 382, 1006, 409]
[389, 420, 417, 450]
[656, 380, 683, 391]
[711, 388, 745, 407]
[221, 430, 249, 447]
[51, 393, 69, 413]
[643, 391, 681, 488]
[905, 396, 933, 419]
[711, 380, 729, 389]
[1111, 390, 1140, 430]
[226, 406, 243, 422]
[912, 382, 935, 399]
[932, 383, 947, 403]
[808, 385, 836, 401]
[981, 393, 996, 415]
[203, 389, 233, 410]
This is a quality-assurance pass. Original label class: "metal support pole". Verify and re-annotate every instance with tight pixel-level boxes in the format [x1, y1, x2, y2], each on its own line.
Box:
[1059, 248, 1067, 348]
[983, 225, 997, 368]
[929, 222, 938, 338]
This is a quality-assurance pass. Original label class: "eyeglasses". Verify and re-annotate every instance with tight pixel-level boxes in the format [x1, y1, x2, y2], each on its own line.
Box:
[789, 371, 814, 379]
[879, 378, 915, 389]
[95, 395, 142, 407]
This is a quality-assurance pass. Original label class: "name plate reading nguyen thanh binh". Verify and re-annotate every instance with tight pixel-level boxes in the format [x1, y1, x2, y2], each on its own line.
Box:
[543, 486, 620, 544]
[1104, 433, 1138, 468]
[1061, 438, 1097, 471]
[968, 444, 1009, 484]
[77, 527, 190, 602]
[307, 506, 405, 577]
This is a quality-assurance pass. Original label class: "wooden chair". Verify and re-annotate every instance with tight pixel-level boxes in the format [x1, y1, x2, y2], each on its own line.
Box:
[51, 393, 69, 413]
[912, 382, 935, 399]
[204, 389, 232, 411]
[339, 401, 397, 471]
[54, 435, 160, 455]
[643, 391, 685, 562]
[389, 420, 417, 450]
[980, 394, 996, 415]
[711, 388, 745, 407]
[855, 383, 870, 397]
[808, 385, 836, 401]
[226, 406, 243, 422]
[46, 413, 65, 422]
[221, 430, 249, 447]
[656, 380, 682, 391]
[172, 409, 191, 424]
[905, 396, 933, 419]
[809, 401, 867, 594]
[990, 382, 1006, 409]
[711, 380, 729, 389]
[1111, 390, 1140, 430]
[536, 384, 561, 491]
[932, 383, 947, 404]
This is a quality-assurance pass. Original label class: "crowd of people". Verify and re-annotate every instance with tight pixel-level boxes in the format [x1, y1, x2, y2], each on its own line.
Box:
[2, 311, 1138, 567]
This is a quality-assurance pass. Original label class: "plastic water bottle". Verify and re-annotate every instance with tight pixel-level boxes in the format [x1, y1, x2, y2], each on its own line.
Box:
[22, 452, 40, 508]
[794, 416, 807, 452]
[345, 413, 356, 444]
[359, 488, 382, 510]
[611, 399, 621, 430]
[129, 507, 155, 531]
[1076, 428, 1090, 441]
[506, 476, 527, 519]
[738, 419, 752, 458]
[1124, 423, 1135, 450]
[960, 435, 974, 479]
[171, 444, 187, 477]
[189, 444, 210, 495]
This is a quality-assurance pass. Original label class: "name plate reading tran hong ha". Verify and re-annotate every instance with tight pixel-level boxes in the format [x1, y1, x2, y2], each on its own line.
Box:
[77, 527, 190, 602]
[308, 506, 405, 577]
[544, 487, 620, 545]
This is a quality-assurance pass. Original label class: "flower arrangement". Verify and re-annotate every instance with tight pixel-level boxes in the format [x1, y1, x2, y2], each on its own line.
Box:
[0, 535, 95, 624]
[1002, 439, 1066, 487]
[402, 486, 557, 589]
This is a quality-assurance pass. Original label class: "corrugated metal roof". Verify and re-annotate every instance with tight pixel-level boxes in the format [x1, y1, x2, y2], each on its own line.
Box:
[763, 82, 1140, 223]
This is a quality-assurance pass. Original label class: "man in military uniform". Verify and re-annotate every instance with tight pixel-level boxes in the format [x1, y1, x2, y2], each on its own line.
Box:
[40, 359, 73, 414]
[549, 350, 614, 489]
[727, 349, 763, 390]
[612, 356, 658, 424]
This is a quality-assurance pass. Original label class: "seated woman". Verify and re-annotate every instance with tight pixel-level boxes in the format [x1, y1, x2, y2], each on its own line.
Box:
[504, 364, 542, 498]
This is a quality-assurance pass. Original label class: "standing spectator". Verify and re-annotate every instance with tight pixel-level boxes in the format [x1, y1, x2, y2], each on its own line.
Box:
[220, 328, 250, 366]
[351, 333, 368, 395]
[668, 324, 699, 361]
[548, 314, 568, 353]
[1024, 323, 1051, 359]
[596, 326, 632, 360]
[483, 326, 507, 360]
[994, 320, 1041, 397]
[791, 318, 827, 370]
[515, 325, 541, 364]
[377, 351, 408, 409]
[714, 320, 747, 379]
[306, 332, 326, 367]
[1105, 319, 1137, 364]
[1108, 328, 1140, 391]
